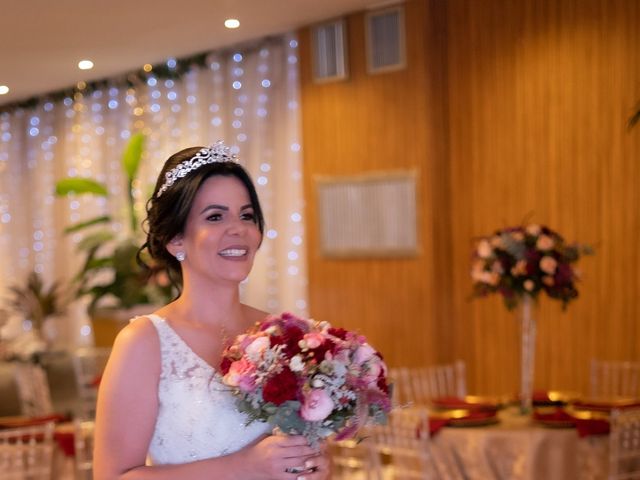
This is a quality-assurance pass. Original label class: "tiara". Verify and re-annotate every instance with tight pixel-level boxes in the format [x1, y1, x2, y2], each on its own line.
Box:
[156, 140, 238, 197]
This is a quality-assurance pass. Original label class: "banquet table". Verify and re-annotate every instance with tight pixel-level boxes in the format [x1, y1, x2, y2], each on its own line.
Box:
[430, 406, 609, 480]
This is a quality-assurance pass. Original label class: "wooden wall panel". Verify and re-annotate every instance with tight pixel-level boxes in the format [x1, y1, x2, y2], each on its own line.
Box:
[446, 0, 640, 395]
[299, 0, 640, 396]
[299, 0, 447, 368]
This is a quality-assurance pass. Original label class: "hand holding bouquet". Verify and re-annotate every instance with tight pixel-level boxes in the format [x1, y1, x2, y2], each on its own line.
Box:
[220, 312, 392, 445]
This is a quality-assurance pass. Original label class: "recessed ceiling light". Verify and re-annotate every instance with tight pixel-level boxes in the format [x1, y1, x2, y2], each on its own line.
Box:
[224, 18, 240, 29]
[0, 85, 9, 95]
[78, 60, 94, 70]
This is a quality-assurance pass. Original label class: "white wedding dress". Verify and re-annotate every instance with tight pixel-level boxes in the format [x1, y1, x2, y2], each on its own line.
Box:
[143, 314, 271, 465]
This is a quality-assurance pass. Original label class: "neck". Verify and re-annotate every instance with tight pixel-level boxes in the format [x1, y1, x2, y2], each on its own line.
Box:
[164, 274, 243, 328]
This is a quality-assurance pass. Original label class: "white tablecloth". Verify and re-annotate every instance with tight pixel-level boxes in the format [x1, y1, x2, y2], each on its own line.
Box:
[430, 407, 609, 480]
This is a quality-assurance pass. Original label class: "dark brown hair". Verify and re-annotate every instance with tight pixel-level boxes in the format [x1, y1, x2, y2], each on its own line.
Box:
[138, 146, 265, 294]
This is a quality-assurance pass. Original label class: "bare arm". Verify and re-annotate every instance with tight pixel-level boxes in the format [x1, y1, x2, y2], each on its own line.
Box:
[93, 318, 329, 480]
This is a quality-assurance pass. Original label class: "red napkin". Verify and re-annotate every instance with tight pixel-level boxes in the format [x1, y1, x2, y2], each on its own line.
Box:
[533, 407, 575, 424]
[54, 431, 76, 457]
[90, 373, 103, 388]
[427, 418, 449, 436]
[533, 407, 610, 437]
[574, 418, 610, 437]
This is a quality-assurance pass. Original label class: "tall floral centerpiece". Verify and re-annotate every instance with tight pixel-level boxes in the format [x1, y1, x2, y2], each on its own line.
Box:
[471, 224, 592, 412]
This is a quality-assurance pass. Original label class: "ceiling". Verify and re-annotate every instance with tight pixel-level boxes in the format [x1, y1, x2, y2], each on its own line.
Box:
[0, 0, 386, 107]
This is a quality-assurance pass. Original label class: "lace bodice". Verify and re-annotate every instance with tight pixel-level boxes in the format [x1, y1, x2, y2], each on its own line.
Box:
[144, 314, 270, 465]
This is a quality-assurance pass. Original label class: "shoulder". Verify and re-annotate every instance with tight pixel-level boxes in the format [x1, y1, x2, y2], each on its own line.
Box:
[110, 316, 161, 369]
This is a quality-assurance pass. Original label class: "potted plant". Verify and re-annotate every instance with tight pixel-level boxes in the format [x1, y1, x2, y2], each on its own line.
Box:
[55, 134, 174, 344]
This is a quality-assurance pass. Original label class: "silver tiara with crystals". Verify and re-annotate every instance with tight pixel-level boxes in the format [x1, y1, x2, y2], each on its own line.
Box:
[156, 141, 238, 198]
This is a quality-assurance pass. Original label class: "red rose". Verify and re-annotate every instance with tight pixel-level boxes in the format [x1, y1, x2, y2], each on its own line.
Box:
[377, 370, 389, 394]
[310, 338, 336, 362]
[328, 327, 348, 340]
[220, 356, 232, 375]
[263, 367, 298, 405]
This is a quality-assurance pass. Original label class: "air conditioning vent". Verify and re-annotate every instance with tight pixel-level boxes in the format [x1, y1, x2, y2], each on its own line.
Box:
[366, 6, 406, 74]
[311, 19, 349, 82]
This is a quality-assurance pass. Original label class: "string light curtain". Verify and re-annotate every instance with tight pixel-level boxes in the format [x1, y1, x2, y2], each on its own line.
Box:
[0, 34, 308, 344]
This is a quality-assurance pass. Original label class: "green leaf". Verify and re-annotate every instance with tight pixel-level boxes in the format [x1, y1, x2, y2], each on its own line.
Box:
[122, 133, 145, 183]
[77, 231, 115, 251]
[55, 178, 108, 197]
[63, 215, 112, 234]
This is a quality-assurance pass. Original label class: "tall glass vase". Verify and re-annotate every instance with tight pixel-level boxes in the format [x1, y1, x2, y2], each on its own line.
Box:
[518, 294, 537, 414]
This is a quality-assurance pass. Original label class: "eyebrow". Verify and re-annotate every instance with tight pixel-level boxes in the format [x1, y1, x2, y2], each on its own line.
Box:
[199, 203, 253, 215]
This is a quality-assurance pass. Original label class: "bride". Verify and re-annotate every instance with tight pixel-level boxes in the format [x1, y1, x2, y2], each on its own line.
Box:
[93, 142, 329, 479]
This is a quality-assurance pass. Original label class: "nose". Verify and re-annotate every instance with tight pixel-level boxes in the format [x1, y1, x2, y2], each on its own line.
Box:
[226, 217, 248, 236]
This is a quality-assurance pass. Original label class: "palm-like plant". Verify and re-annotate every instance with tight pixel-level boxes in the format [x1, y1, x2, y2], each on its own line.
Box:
[55, 134, 173, 313]
[4, 271, 69, 332]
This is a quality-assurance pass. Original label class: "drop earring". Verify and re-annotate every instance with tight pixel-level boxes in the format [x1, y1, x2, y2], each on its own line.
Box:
[176, 251, 186, 262]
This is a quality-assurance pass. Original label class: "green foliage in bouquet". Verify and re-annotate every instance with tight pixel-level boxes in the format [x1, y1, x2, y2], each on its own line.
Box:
[55, 134, 174, 313]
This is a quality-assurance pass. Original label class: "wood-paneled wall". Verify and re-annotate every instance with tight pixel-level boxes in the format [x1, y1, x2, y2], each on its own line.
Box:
[299, 0, 640, 396]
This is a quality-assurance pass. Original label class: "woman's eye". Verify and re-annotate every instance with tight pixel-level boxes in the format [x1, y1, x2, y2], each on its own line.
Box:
[207, 213, 223, 222]
[241, 212, 256, 222]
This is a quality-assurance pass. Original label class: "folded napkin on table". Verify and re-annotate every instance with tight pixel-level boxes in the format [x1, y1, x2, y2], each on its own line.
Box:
[533, 407, 610, 437]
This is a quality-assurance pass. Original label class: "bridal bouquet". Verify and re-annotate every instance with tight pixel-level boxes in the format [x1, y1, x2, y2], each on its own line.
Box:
[471, 223, 593, 309]
[220, 312, 392, 445]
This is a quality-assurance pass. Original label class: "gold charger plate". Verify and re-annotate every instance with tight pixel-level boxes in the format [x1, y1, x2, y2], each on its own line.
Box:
[447, 415, 500, 427]
[430, 408, 499, 427]
[571, 396, 640, 412]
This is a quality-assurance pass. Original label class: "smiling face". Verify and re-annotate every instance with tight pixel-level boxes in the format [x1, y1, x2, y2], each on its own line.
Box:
[168, 175, 263, 287]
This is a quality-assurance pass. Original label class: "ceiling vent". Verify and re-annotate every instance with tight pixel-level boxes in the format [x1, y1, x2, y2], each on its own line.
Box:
[311, 19, 349, 83]
[365, 5, 406, 74]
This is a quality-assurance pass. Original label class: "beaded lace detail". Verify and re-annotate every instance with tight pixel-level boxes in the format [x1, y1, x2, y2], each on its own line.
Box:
[143, 314, 270, 465]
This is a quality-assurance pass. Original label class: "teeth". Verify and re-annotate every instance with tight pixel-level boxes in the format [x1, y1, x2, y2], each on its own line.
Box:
[219, 248, 247, 257]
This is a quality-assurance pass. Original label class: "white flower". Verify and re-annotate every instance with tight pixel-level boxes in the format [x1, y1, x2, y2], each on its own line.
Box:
[289, 354, 305, 372]
[245, 336, 270, 357]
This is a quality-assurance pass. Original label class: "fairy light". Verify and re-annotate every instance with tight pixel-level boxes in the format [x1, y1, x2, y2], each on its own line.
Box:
[0, 34, 309, 335]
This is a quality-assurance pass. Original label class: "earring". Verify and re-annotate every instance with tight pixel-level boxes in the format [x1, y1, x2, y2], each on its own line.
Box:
[176, 251, 186, 262]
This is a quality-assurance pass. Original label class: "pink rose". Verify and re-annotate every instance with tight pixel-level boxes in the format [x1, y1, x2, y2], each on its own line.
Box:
[223, 358, 257, 392]
[300, 389, 334, 421]
[536, 235, 554, 250]
[477, 240, 493, 258]
[526, 224, 541, 236]
[539, 256, 558, 275]
[354, 344, 376, 364]
[302, 332, 324, 349]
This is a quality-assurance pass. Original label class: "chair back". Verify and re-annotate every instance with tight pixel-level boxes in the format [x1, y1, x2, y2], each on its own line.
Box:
[391, 361, 467, 406]
[590, 359, 640, 398]
[368, 408, 437, 479]
[0, 421, 55, 479]
[74, 419, 95, 480]
[329, 435, 376, 480]
[609, 407, 640, 479]
[71, 347, 111, 419]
